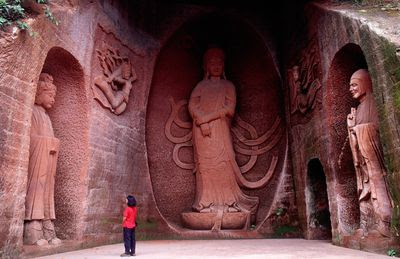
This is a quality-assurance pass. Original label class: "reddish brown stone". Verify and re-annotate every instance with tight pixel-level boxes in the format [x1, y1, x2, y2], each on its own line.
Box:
[0, 1, 399, 258]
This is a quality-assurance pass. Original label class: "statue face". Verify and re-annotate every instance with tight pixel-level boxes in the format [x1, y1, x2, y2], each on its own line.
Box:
[38, 90, 56, 109]
[207, 57, 224, 77]
[349, 78, 366, 100]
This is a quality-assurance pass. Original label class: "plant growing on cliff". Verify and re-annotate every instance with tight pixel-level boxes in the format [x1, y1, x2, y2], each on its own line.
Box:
[387, 249, 397, 257]
[0, 0, 58, 33]
[0, 0, 24, 27]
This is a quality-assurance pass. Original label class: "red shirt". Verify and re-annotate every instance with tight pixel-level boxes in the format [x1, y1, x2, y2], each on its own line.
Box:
[123, 207, 137, 228]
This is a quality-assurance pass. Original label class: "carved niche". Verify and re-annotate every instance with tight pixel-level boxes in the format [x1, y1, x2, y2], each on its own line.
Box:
[346, 69, 392, 238]
[164, 48, 283, 231]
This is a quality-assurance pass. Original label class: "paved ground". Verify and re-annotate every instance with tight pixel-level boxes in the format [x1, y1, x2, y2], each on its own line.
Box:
[35, 239, 390, 259]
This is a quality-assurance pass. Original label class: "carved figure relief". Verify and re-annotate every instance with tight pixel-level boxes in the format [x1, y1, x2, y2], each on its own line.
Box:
[288, 39, 321, 115]
[347, 69, 392, 237]
[164, 48, 283, 230]
[92, 47, 137, 115]
[24, 73, 61, 246]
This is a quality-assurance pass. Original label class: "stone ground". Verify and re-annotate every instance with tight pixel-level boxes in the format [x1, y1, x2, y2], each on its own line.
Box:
[34, 239, 390, 259]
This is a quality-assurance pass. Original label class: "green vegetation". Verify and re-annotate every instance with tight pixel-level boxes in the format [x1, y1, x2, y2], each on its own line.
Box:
[44, 5, 57, 25]
[388, 248, 397, 257]
[0, 0, 25, 28]
[275, 207, 284, 216]
[0, 0, 58, 34]
[136, 219, 158, 231]
[376, 38, 400, 242]
[273, 225, 299, 237]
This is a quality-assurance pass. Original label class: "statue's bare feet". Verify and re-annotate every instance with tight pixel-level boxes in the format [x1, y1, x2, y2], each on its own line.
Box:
[376, 221, 391, 238]
[353, 228, 364, 239]
[227, 206, 239, 213]
[199, 207, 212, 213]
[36, 239, 48, 246]
[49, 238, 62, 245]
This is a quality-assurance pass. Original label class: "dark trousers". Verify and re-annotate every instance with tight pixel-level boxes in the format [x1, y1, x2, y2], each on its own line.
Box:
[123, 227, 136, 254]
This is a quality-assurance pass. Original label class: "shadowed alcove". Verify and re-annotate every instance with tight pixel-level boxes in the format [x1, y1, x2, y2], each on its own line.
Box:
[146, 13, 287, 232]
[326, 43, 368, 234]
[40, 47, 89, 240]
[306, 158, 332, 239]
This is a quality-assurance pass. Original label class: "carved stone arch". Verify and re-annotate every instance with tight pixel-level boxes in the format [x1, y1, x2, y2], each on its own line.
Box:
[326, 43, 368, 235]
[38, 47, 89, 240]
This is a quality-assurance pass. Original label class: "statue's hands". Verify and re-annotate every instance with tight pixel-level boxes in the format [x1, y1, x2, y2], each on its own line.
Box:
[110, 81, 118, 91]
[200, 123, 211, 137]
[347, 108, 356, 128]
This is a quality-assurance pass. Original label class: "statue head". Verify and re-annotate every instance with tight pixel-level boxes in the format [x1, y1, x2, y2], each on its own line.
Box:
[349, 69, 372, 102]
[203, 48, 225, 79]
[35, 73, 57, 109]
[292, 66, 300, 81]
[121, 58, 132, 80]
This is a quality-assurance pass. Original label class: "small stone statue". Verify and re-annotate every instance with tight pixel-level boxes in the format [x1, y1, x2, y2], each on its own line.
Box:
[347, 69, 392, 237]
[24, 73, 61, 246]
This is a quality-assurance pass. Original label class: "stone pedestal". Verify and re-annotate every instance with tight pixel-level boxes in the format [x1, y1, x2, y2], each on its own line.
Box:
[181, 212, 248, 230]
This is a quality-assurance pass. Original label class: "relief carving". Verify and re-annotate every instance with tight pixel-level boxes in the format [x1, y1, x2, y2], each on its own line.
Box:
[164, 48, 282, 230]
[92, 47, 137, 115]
[288, 38, 321, 115]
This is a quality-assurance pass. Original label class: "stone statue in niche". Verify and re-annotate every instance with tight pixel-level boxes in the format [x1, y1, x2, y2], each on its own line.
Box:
[347, 69, 392, 237]
[24, 73, 61, 246]
[288, 43, 321, 115]
[165, 48, 283, 230]
[93, 47, 137, 115]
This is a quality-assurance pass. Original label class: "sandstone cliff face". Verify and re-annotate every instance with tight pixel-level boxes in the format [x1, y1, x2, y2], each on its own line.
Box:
[0, 0, 399, 258]
[0, 1, 158, 257]
[288, 2, 400, 252]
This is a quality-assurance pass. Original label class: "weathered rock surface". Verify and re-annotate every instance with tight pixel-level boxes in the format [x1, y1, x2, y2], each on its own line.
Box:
[0, 1, 399, 258]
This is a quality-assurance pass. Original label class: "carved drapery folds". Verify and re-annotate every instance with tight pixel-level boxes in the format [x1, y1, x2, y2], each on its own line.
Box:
[288, 37, 321, 115]
[347, 69, 392, 238]
[92, 47, 137, 115]
[165, 97, 282, 191]
[24, 73, 61, 246]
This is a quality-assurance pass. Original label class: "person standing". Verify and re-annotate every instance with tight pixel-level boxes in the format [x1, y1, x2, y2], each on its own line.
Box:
[121, 195, 137, 257]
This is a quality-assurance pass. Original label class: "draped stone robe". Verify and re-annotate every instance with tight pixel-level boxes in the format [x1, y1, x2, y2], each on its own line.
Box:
[188, 79, 259, 216]
[25, 105, 60, 220]
[348, 94, 392, 229]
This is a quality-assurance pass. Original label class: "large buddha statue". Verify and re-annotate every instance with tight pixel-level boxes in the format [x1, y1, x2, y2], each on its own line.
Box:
[24, 73, 61, 246]
[186, 48, 259, 230]
[347, 69, 392, 237]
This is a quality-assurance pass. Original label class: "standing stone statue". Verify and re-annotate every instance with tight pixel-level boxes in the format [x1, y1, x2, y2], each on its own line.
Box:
[24, 73, 61, 246]
[187, 48, 259, 230]
[347, 69, 392, 237]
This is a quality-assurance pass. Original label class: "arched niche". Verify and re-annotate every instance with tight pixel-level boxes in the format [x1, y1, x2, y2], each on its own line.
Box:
[39, 47, 89, 240]
[306, 158, 332, 240]
[326, 43, 367, 234]
[146, 14, 287, 232]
